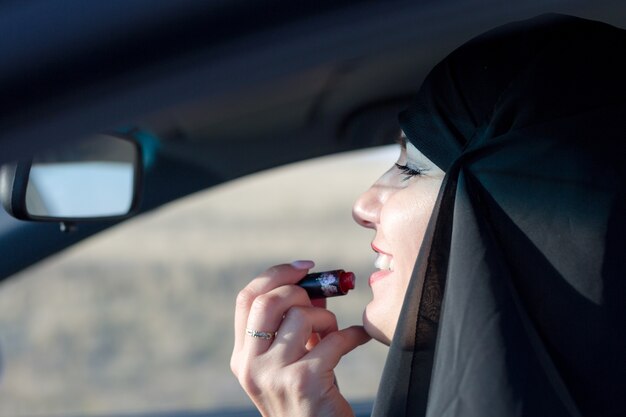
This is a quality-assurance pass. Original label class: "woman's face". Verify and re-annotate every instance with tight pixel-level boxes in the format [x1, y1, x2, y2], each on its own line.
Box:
[352, 136, 445, 344]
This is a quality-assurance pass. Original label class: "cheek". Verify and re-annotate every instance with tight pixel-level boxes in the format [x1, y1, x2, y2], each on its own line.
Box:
[407, 181, 440, 235]
[383, 194, 432, 267]
[381, 180, 443, 288]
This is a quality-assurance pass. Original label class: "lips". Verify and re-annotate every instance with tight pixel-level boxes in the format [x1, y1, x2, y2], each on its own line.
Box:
[371, 243, 391, 256]
[370, 243, 394, 285]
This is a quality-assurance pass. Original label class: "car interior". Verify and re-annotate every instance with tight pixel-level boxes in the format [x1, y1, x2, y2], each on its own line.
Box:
[1, 1, 625, 416]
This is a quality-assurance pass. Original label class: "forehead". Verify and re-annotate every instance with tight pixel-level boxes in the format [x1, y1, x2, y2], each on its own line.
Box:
[407, 142, 428, 164]
[400, 130, 425, 160]
[401, 130, 444, 173]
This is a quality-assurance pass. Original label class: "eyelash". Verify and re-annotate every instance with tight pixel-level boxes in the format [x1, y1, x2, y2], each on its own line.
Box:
[395, 163, 424, 181]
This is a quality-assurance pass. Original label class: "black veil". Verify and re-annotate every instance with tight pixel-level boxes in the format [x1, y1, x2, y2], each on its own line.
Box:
[372, 14, 626, 417]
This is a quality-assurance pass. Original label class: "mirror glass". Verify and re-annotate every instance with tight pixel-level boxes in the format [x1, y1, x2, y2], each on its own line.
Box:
[25, 135, 137, 218]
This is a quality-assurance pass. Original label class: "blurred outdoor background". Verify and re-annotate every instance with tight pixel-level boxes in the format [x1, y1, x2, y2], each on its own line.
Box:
[0, 145, 397, 417]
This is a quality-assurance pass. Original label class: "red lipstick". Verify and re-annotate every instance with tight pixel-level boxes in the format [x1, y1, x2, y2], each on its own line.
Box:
[298, 270, 355, 299]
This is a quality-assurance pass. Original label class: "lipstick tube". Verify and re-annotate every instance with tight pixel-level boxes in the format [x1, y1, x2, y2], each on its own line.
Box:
[297, 270, 355, 299]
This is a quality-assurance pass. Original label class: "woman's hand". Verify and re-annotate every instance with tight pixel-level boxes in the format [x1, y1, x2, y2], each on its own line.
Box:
[231, 261, 371, 417]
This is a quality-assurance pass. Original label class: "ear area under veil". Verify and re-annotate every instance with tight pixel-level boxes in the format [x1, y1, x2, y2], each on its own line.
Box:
[424, 169, 583, 417]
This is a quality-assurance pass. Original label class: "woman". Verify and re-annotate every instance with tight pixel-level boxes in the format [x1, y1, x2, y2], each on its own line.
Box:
[231, 14, 626, 417]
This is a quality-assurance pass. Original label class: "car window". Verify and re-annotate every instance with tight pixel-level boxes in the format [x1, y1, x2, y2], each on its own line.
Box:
[0, 146, 395, 417]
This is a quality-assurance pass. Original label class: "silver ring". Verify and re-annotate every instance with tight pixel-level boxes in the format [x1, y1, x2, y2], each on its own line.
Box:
[246, 328, 276, 340]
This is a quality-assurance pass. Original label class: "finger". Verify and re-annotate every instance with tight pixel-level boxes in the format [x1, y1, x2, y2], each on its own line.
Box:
[307, 298, 327, 348]
[233, 261, 314, 360]
[306, 298, 326, 350]
[304, 325, 371, 369]
[269, 306, 339, 364]
[242, 284, 311, 357]
[305, 333, 322, 351]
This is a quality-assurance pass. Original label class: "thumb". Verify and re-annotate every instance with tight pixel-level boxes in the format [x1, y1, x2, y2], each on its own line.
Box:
[305, 325, 371, 369]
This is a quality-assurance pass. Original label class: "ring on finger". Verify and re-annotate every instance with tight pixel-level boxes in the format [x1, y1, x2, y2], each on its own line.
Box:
[246, 328, 277, 340]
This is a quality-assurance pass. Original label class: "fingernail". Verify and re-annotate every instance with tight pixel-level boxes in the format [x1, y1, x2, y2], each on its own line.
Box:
[291, 260, 315, 270]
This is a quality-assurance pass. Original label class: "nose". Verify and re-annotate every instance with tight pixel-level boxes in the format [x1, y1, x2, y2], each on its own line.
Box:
[352, 184, 381, 229]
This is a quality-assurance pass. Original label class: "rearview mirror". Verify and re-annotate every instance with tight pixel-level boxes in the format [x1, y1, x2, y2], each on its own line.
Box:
[0, 134, 142, 222]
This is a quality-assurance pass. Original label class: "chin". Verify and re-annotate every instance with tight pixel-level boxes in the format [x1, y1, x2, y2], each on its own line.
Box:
[362, 307, 393, 345]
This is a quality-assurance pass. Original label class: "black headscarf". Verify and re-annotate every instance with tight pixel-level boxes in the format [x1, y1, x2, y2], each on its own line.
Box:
[372, 14, 626, 417]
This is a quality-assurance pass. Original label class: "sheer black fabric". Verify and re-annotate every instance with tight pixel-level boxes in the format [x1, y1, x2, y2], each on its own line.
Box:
[373, 14, 626, 417]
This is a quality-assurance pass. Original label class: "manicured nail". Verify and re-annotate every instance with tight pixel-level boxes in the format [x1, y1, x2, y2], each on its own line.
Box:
[291, 260, 315, 270]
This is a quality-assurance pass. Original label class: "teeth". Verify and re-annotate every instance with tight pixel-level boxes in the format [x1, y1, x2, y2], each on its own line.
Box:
[374, 253, 394, 271]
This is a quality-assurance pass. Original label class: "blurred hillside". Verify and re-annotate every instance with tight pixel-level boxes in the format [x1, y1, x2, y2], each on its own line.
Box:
[0, 146, 396, 417]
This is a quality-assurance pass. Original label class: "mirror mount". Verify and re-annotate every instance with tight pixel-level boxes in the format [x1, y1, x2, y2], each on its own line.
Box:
[0, 161, 31, 220]
[60, 221, 79, 233]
